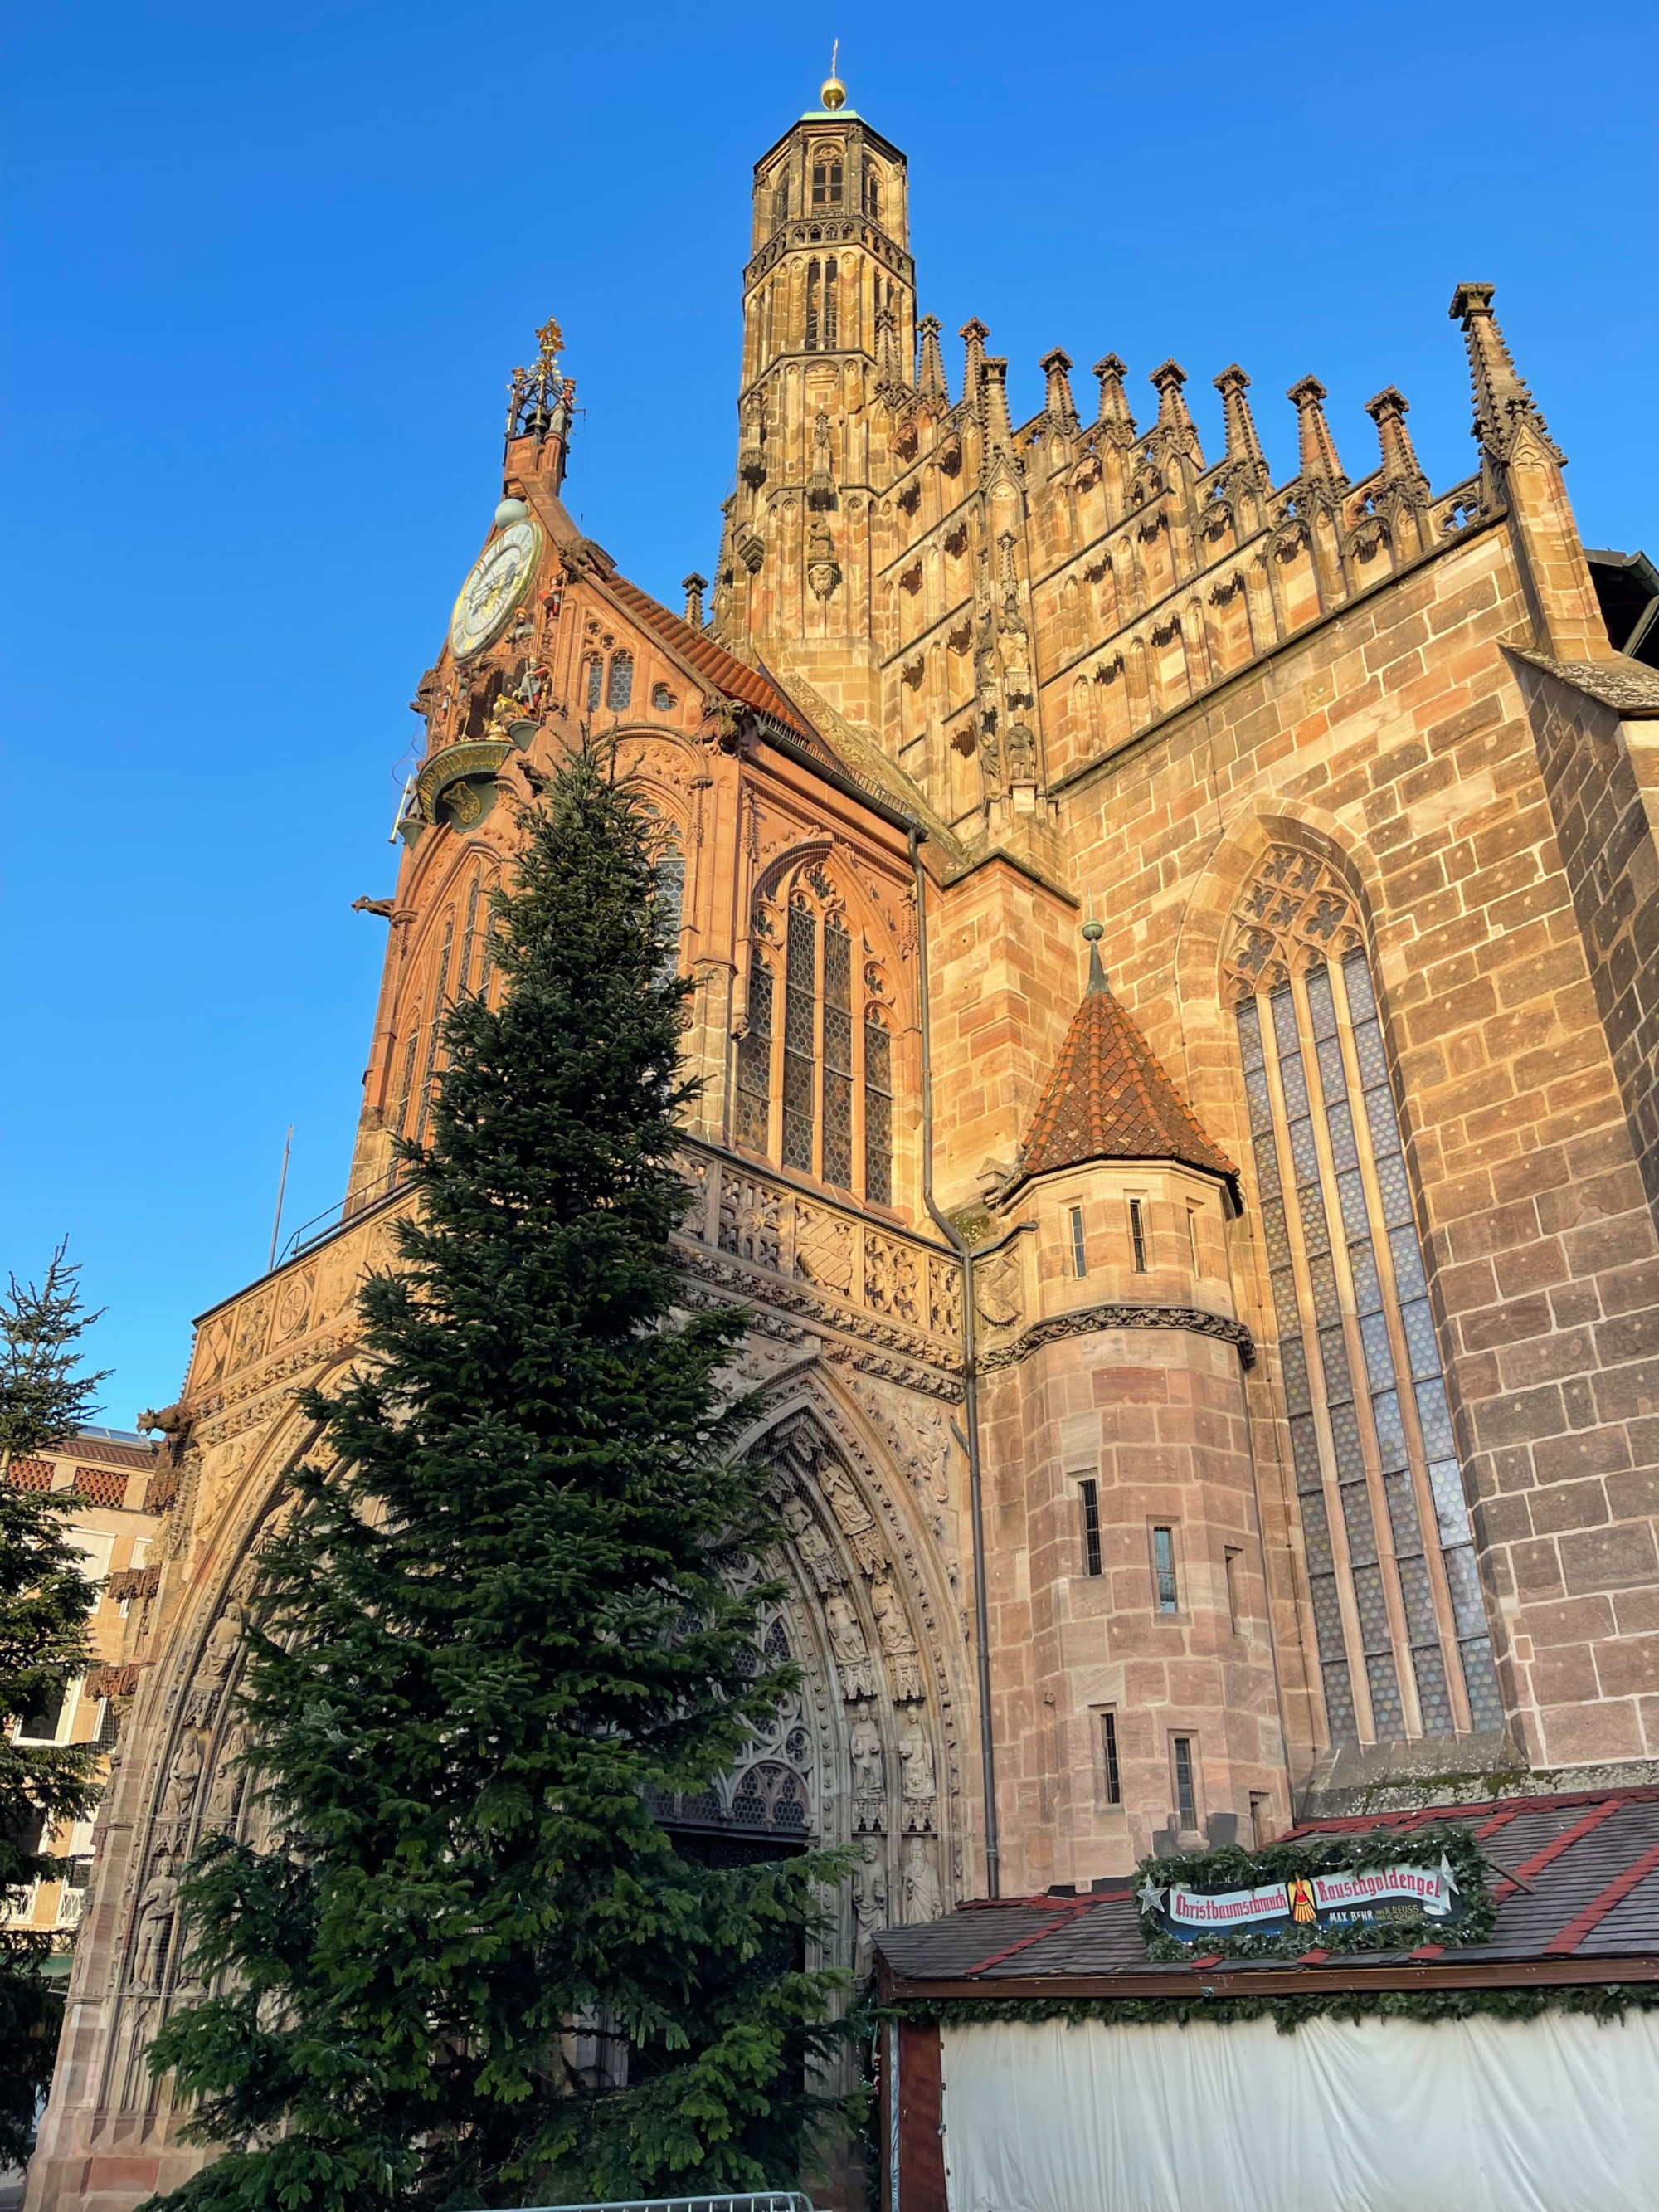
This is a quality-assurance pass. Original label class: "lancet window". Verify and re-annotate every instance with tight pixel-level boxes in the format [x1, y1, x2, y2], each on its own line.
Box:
[737, 862, 897, 1206]
[606, 652, 634, 712]
[1226, 846, 1503, 1746]
[810, 152, 844, 207]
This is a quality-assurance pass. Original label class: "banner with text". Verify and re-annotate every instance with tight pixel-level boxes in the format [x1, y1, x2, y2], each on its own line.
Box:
[1141, 1858, 1462, 1945]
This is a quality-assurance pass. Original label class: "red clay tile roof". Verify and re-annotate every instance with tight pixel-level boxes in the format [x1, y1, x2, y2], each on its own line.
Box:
[1007, 944, 1239, 1200]
[601, 574, 815, 739]
[873, 1786, 1659, 1993]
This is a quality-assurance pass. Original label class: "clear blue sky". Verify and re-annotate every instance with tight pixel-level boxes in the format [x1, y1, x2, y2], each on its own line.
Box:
[4, 0, 1657, 1420]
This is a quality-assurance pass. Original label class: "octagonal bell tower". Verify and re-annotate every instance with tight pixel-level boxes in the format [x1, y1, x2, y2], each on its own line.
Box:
[714, 64, 914, 728]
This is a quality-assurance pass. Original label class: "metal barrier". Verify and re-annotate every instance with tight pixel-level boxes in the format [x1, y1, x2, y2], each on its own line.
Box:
[516, 2197, 814, 2212]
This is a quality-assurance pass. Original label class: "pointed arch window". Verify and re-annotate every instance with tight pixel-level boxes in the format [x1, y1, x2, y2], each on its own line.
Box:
[821, 257, 839, 350]
[811, 153, 844, 207]
[606, 652, 634, 712]
[413, 916, 455, 1149]
[654, 844, 684, 985]
[1228, 846, 1502, 1748]
[863, 168, 882, 222]
[782, 899, 817, 1171]
[805, 260, 820, 352]
[585, 656, 603, 712]
[864, 1010, 893, 1206]
[739, 867, 898, 1206]
[736, 948, 773, 1150]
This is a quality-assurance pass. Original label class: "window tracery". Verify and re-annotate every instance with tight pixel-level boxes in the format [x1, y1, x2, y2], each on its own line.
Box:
[1225, 845, 1502, 1746]
[810, 149, 844, 207]
[606, 652, 634, 712]
[737, 860, 898, 1207]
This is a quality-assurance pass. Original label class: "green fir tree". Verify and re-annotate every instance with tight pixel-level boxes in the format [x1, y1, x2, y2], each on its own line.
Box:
[0, 1244, 109, 2164]
[145, 739, 854, 2212]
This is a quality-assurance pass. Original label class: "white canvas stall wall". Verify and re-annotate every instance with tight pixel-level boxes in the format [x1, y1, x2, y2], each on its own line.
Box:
[938, 2010, 1659, 2212]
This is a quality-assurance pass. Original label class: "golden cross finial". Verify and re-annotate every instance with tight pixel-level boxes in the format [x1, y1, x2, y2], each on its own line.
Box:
[535, 315, 564, 362]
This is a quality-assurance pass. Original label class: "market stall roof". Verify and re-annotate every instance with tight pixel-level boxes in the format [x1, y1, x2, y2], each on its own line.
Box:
[874, 1786, 1659, 2001]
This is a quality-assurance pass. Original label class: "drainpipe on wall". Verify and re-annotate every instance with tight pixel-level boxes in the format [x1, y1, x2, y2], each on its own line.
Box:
[910, 826, 1001, 1900]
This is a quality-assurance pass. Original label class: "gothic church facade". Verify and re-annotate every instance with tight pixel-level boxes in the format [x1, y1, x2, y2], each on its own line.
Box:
[28, 73, 1659, 2212]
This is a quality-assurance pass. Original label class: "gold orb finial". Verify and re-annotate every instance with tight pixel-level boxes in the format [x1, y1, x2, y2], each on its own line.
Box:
[820, 37, 845, 110]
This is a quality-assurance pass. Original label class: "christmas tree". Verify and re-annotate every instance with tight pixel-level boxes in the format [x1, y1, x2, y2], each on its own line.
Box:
[146, 740, 853, 2212]
[0, 1245, 109, 2165]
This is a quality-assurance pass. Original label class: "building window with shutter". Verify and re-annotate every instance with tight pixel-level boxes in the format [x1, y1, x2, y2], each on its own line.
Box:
[1100, 1709, 1121, 1805]
[1227, 845, 1502, 1748]
[1153, 1525, 1179, 1613]
[1172, 1737, 1199, 1831]
[1128, 1196, 1149, 1270]
[1079, 1479, 1102, 1577]
[1069, 1206, 1088, 1278]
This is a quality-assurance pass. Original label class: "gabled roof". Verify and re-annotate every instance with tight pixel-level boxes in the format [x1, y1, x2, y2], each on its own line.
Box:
[874, 1785, 1659, 2000]
[601, 574, 815, 739]
[1005, 939, 1240, 1206]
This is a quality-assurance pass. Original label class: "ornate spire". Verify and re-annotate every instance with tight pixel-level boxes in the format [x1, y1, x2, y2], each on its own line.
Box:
[682, 572, 708, 628]
[1287, 375, 1347, 487]
[874, 305, 906, 396]
[1448, 281, 1564, 465]
[917, 314, 948, 400]
[981, 356, 1016, 451]
[1039, 347, 1078, 431]
[1147, 359, 1204, 468]
[1365, 386, 1428, 494]
[1214, 364, 1267, 474]
[1004, 924, 1240, 1204]
[1092, 353, 1136, 442]
[960, 318, 990, 399]
[505, 314, 572, 447]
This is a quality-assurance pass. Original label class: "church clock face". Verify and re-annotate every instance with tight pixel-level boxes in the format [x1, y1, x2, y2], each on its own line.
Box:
[449, 519, 542, 659]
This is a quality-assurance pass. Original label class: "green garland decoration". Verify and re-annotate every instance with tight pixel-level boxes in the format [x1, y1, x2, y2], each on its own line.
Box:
[883, 1981, 1659, 2038]
[1135, 1824, 1495, 1962]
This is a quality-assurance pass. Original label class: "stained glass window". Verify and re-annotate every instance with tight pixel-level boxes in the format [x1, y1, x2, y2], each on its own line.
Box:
[414, 918, 454, 1149]
[782, 901, 816, 1172]
[746, 871, 895, 1206]
[822, 915, 854, 1186]
[585, 658, 602, 712]
[1229, 849, 1502, 1746]
[736, 950, 772, 1151]
[606, 653, 634, 712]
[864, 1011, 893, 1206]
[458, 874, 482, 999]
[654, 849, 684, 986]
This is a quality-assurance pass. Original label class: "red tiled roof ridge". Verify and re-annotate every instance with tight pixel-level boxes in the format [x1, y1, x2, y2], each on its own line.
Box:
[599, 572, 813, 739]
[1285, 1783, 1659, 1837]
[1010, 966, 1238, 1196]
